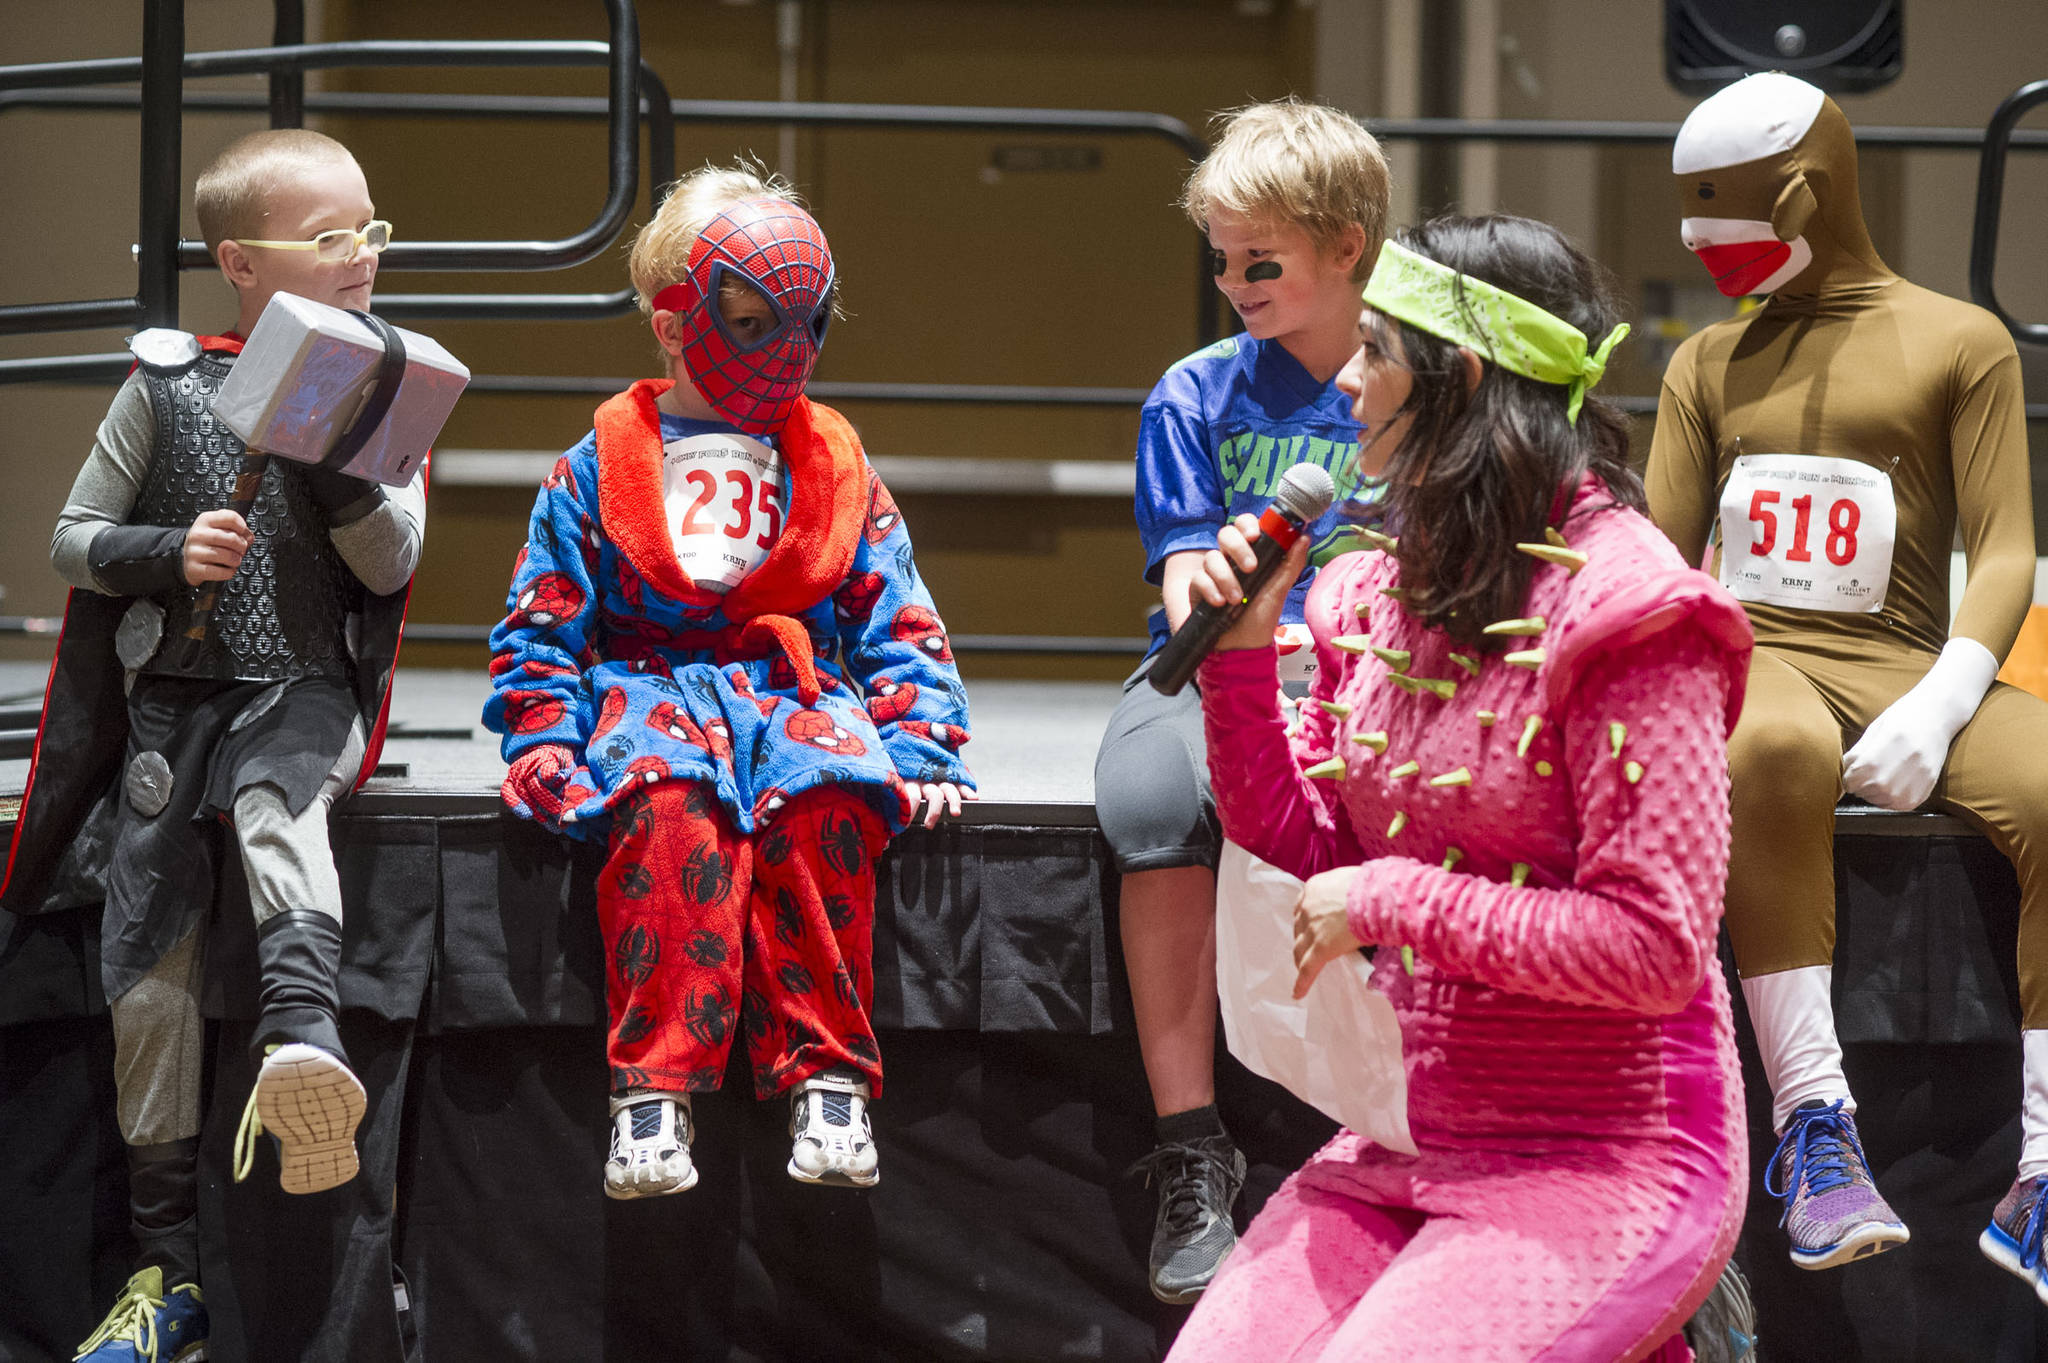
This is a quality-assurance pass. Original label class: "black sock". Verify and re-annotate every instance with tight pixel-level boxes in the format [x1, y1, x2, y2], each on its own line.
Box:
[1156, 1104, 1227, 1147]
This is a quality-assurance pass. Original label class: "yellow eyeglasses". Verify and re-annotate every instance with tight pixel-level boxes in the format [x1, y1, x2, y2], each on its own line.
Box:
[232, 220, 392, 264]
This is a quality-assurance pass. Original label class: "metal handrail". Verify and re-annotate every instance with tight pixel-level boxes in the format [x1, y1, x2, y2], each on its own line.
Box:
[17, 358, 2048, 426]
[1358, 115, 2048, 151]
[14, 87, 2044, 377]
[1970, 80, 2048, 347]
[0, 83, 1209, 337]
[0, 0, 643, 336]
[0, 79, 679, 328]
[269, 0, 304, 127]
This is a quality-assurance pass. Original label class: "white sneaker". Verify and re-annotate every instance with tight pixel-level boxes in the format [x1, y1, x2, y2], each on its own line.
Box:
[233, 1042, 366, 1196]
[787, 1068, 879, 1187]
[604, 1093, 698, 1199]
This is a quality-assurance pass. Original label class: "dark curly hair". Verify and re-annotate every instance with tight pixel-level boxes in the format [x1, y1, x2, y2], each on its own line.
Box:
[1353, 214, 1643, 650]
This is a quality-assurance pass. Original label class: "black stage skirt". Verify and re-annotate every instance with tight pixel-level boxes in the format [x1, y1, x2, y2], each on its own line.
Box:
[98, 673, 357, 1000]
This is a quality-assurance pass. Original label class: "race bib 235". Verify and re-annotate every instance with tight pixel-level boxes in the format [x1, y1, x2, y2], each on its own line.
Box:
[662, 430, 786, 593]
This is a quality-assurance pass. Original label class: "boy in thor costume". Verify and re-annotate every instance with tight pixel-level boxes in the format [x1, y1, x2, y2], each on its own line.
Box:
[1648, 72, 2048, 1287]
[0, 129, 426, 1361]
[485, 163, 976, 1197]
[1092, 99, 1385, 1303]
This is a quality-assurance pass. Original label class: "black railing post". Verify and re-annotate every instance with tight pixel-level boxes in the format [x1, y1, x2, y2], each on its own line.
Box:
[1969, 79, 2048, 348]
[269, 0, 305, 127]
[138, 0, 184, 330]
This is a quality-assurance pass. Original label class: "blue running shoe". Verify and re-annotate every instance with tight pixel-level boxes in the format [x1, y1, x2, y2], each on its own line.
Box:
[74, 1267, 207, 1362]
[1765, 1099, 1909, 1269]
[1980, 1172, 2048, 1305]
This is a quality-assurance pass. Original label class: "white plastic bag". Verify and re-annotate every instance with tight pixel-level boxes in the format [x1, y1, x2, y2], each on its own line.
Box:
[1213, 841, 1415, 1154]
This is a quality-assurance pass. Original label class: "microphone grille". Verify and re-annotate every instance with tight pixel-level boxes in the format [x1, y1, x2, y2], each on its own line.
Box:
[1272, 463, 1338, 522]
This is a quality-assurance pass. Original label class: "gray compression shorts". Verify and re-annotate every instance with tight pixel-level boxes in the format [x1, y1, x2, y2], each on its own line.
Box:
[1093, 659, 1220, 875]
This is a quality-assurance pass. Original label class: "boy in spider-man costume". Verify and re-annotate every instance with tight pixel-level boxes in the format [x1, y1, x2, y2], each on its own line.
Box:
[485, 162, 975, 1195]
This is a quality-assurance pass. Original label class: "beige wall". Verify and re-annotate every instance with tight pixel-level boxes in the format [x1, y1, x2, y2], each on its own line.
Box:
[4, 0, 2044, 678]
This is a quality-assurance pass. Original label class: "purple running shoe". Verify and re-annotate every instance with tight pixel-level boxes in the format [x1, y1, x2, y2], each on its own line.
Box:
[1765, 1099, 1908, 1269]
[1980, 1172, 2048, 1305]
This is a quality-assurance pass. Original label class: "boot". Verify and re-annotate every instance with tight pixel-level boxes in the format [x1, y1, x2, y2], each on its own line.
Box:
[235, 910, 365, 1195]
[128, 1138, 201, 1289]
[251, 909, 347, 1061]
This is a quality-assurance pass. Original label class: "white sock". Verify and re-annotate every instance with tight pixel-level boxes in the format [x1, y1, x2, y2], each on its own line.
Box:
[1742, 965, 1854, 1133]
[2020, 1031, 2048, 1181]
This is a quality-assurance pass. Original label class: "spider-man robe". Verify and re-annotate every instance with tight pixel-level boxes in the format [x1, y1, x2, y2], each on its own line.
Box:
[483, 379, 974, 836]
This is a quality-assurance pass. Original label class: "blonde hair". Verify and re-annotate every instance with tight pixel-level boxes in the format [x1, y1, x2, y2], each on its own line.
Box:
[629, 158, 804, 313]
[194, 129, 360, 257]
[1183, 99, 1391, 282]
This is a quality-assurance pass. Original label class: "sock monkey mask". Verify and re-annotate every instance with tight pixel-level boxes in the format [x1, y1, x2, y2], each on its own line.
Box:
[1672, 72, 1891, 298]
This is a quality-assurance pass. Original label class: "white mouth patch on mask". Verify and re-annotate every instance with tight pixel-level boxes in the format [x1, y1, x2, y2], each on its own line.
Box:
[1681, 216, 1814, 296]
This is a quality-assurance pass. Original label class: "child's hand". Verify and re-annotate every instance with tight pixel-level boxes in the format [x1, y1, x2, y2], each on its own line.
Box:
[914, 781, 977, 829]
[503, 743, 580, 822]
[1193, 513, 1312, 652]
[183, 509, 252, 585]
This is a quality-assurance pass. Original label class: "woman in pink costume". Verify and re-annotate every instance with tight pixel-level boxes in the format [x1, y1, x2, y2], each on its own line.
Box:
[1168, 215, 1755, 1362]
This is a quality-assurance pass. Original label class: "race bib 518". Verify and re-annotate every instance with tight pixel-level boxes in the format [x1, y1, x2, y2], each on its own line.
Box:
[1717, 453, 1896, 613]
[662, 431, 786, 593]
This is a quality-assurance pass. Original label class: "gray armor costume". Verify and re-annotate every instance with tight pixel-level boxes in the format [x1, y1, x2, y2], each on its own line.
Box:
[126, 349, 359, 684]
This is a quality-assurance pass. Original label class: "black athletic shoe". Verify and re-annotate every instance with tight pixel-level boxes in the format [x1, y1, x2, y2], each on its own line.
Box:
[1684, 1258, 1759, 1362]
[1131, 1135, 1247, 1304]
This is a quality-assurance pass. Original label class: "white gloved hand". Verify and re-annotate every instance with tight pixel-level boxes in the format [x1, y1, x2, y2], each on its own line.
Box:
[1840, 637, 1999, 810]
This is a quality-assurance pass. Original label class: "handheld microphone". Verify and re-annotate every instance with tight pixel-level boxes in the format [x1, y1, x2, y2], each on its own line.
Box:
[1146, 463, 1338, 696]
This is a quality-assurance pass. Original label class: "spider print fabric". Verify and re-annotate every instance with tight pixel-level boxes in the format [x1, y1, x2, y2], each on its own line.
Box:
[596, 779, 887, 1099]
[483, 401, 974, 840]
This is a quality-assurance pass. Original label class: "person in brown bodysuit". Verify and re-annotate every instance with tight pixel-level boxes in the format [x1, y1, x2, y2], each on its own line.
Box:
[1649, 72, 2048, 1288]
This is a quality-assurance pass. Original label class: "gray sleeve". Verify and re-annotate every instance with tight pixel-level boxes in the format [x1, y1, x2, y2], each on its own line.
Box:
[52, 373, 159, 593]
[331, 467, 426, 597]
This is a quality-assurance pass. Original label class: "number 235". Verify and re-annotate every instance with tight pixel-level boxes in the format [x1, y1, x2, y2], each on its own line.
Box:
[678, 468, 782, 549]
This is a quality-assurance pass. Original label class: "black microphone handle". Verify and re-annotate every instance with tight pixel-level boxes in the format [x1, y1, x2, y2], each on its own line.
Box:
[1146, 527, 1296, 697]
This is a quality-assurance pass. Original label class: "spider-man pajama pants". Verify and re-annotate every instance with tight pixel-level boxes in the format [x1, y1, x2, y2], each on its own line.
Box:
[596, 780, 889, 1099]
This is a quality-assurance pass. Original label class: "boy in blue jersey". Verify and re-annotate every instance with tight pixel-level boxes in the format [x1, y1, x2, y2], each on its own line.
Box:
[1095, 99, 1389, 1303]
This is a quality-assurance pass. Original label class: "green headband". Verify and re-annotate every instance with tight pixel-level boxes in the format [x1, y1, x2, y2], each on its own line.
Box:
[1361, 240, 1629, 425]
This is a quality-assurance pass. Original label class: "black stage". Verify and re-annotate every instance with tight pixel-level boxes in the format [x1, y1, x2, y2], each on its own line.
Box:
[4, 665, 2047, 1362]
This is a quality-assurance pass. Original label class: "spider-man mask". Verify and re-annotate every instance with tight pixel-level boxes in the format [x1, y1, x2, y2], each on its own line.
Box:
[651, 197, 836, 436]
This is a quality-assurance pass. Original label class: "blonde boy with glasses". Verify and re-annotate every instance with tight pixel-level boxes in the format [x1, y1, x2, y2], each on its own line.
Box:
[4, 127, 425, 1362]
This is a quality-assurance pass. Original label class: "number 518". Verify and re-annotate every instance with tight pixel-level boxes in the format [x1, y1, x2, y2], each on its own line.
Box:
[1748, 490, 1859, 566]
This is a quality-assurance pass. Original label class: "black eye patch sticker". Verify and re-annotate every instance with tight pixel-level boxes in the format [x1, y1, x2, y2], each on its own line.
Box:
[1210, 250, 1228, 277]
[1245, 260, 1283, 282]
